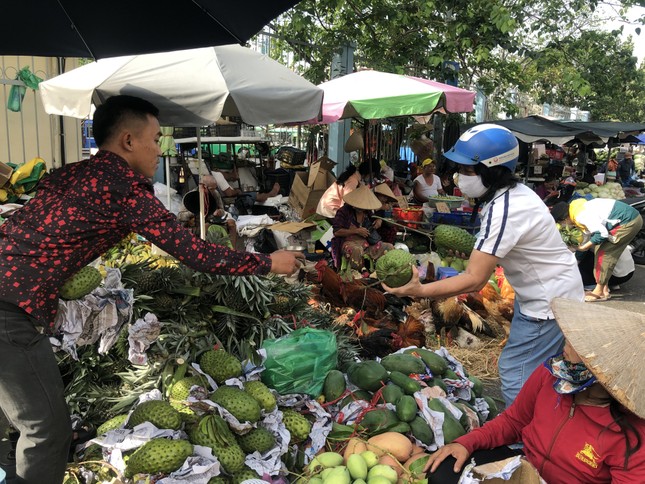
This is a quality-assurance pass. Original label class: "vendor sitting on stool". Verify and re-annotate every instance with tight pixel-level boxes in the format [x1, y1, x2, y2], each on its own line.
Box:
[424, 298, 645, 484]
[203, 171, 280, 215]
[331, 185, 394, 272]
[411, 158, 445, 204]
[373, 183, 399, 244]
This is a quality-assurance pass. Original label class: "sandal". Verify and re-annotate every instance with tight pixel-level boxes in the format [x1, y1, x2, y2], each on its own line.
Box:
[584, 292, 610, 302]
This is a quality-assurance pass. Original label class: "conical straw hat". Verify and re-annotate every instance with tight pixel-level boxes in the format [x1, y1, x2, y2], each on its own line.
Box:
[551, 298, 645, 419]
[374, 183, 398, 202]
[343, 185, 382, 210]
[344, 131, 364, 153]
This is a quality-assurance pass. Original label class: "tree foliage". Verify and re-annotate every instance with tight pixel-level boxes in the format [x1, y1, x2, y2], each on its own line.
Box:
[529, 30, 644, 121]
[266, 0, 644, 120]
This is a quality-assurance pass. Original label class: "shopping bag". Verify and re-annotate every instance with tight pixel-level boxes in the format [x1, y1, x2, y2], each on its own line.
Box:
[261, 328, 337, 396]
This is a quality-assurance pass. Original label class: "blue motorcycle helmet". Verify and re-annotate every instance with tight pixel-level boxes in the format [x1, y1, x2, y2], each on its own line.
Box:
[444, 124, 519, 172]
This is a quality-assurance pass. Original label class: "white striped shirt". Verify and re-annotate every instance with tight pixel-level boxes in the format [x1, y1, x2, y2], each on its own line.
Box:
[476, 183, 584, 319]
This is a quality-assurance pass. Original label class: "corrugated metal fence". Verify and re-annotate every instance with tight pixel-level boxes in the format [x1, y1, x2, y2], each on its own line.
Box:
[0, 56, 83, 169]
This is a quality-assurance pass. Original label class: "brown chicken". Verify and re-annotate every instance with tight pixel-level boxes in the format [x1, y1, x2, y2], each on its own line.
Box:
[314, 260, 386, 317]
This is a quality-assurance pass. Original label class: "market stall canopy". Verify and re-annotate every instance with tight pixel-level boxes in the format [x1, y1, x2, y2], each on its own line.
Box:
[473, 116, 645, 146]
[560, 121, 645, 142]
[39, 45, 324, 126]
[483, 116, 601, 145]
[0, 0, 302, 59]
[314, 70, 476, 123]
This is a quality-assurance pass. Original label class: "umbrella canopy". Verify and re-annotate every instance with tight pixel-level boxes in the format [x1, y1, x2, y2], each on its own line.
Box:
[39, 45, 323, 126]
[317, 70, 475, 123]
[0, 0, 301, 59]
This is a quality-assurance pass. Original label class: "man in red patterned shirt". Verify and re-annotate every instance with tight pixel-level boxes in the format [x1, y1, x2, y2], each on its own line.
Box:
[0, 95, 303, 483]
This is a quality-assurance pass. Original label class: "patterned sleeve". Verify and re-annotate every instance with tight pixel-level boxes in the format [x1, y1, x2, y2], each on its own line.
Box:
[120, 183, 271, 275]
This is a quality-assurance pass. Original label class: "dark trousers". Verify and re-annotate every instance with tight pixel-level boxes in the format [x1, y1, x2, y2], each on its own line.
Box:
[0, 304, 71, 484]
[427, 446, 524, 484]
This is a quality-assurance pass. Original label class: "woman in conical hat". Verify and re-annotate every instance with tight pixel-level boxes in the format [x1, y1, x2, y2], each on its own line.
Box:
[424, 298, 645, 484]
[330, 185, 394, 271]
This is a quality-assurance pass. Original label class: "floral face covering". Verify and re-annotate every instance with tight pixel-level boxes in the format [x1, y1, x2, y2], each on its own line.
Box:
[545, 355, 597, 394]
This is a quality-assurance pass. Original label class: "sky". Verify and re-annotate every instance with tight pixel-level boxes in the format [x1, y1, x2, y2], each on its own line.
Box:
[598, 5, 644, 64]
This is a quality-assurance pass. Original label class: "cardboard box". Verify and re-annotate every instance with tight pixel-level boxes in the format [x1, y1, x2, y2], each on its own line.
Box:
[0, 161, 14, 187]
[288, 156, 336, 219]
[464, 456, 545, 484]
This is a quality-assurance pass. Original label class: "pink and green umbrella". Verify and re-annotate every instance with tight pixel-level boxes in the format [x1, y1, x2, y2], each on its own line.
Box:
[317, 70, 476, 123]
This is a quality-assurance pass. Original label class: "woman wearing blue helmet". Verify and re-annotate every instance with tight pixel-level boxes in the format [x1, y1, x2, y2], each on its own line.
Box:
[384, 124, 584, 406]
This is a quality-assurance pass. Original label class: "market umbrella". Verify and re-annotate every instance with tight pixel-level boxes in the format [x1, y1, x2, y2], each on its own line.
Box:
[315, 70, 476, 123]
[39, 45, 323, 127]
[0, 0, 302, 59]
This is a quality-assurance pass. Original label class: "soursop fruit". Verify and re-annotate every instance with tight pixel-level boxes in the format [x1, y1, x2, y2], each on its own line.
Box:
[170, 400, 199, 424]
[208, 477, 230, 484]
[200, 349, 243, 384]
[127, 400, 182, 430]
[236, 427, 276, 454]
[243, 380, 277, 412]
[433, 224, 477, 256]
[210, 386, 261, 423]
[231, 467, 260, 484]
[59, 266, 102, 300]
[281, 408, 311, 441]
[96, 413, 128, 435]
[170, 376, 208, 401]
[375, 249, 415, 288]
[124, 438, 192, 477]
[208, 478, 230, 484]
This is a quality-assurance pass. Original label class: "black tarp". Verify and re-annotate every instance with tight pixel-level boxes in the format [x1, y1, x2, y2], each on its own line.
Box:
[0, 0, 301, 59]
[469, 116, 645, 146]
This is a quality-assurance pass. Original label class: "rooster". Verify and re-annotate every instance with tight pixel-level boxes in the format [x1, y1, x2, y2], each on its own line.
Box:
[313, 260, 386, 318]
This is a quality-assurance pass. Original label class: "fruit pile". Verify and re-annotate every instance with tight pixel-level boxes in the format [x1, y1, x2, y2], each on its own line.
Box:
[82, 348, 313, 482]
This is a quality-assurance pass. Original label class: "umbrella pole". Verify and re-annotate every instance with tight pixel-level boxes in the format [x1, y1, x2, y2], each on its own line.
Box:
[197, 131, 206, 240]
[165, 155, 171, 210]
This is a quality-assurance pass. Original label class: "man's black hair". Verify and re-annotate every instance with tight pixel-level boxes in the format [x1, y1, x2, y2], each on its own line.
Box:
[93, 95, 159, 147]
[550, 201, 570, 222]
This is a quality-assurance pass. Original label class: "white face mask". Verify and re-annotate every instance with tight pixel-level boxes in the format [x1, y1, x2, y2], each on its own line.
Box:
[457, 174, 488, 198]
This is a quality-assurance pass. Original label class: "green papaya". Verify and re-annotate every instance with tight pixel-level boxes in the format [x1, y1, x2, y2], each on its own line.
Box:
[453, 402, 472, 430]
[386, 421, 411, 434]
[358, 408, 400, 436]
[443, 369, 459, 380]
[381, 384, 404, 405]
[327, 422, 356, 440]
[395, 395, 418, 422]
[409, 416, 434, 446]
[348, 361, 388, 392]
[403, 348, 448, 376]
[380, 354, 426, 375]
[427, 399, 466, 444]
[483, 396, 499, 420]
[468, 375, 483, 398]
[428, 378, 447, 393]
[389, 371, 421, 395]
[323, 370, 346, 403]
[340, 390, 372, 409]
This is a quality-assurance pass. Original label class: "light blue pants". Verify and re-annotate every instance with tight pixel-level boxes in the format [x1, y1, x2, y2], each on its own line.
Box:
[498, 300, 565, 407]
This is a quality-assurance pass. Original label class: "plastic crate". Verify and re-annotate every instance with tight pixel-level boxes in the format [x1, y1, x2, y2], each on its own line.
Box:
[276, 146, 306, 166]
[432, 211, 480, 233]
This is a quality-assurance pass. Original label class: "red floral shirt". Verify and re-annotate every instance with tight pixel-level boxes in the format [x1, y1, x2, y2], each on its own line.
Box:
[0, 150, 271, 329]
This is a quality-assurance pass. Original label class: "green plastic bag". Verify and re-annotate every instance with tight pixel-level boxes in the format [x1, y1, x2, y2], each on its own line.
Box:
[7, 67, 43, 112]
[261, 328, 337, 396]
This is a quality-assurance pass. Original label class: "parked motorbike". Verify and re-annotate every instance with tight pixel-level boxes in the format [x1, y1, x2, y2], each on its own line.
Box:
[623, 197, 645, 265]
